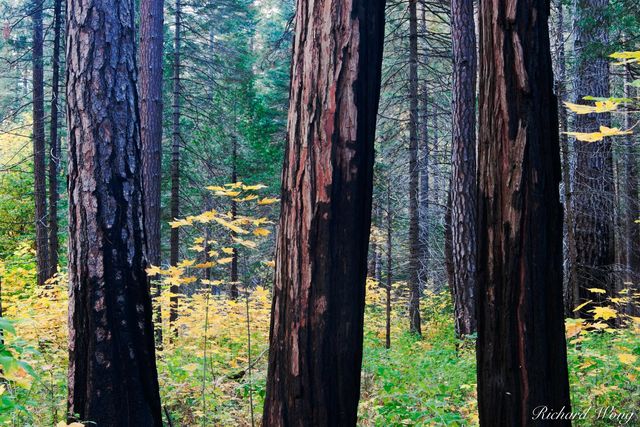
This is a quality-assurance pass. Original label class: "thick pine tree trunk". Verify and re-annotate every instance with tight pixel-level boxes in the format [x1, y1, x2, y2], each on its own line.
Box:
[476, 0, 572, 423]
[169, 0, 182, 335]
[32, 0, 48, 286]
[66, 0, 162, 421]
[449, 0, 477, 337]
[47, 0, 62, 278]
[262, 0, 386, 424]
[408, 0, 422, 337]
[140, 0, 164, 345]
[571, 0, 614, 314]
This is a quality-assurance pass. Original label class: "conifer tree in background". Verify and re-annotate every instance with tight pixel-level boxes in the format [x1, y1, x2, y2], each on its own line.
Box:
[31, 0, 48, 286]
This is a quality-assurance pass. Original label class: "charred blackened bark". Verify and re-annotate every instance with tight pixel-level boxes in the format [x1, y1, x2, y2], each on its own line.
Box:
[449, 0, 477, 337]
[476, 0, 572, 423]
[66, 0, 163, 421]
[262, 0, 386, 424]
[32, 0, 48, 286]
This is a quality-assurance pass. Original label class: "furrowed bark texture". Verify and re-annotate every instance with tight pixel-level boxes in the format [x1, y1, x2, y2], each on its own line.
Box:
[476, 0, 572, 423]
[449, 0, 477, 337]
[139, 0, 164, 346]
[32, 0, 48, 286]
[169, 0, 181, 335]
[407, 0, 422, 337]
[47, 0, 62, 277]
[571, 0, 614, 313]
[139, 0, 164, 269]
[66, 0, 162, 422]
[262, 0, 386, 424]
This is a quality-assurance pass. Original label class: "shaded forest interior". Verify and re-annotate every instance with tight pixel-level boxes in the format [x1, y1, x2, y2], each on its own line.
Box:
[0, 0, 639, 425]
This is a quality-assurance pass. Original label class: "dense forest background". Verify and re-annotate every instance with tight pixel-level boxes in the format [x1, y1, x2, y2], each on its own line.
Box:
[0, 0, 639, 424]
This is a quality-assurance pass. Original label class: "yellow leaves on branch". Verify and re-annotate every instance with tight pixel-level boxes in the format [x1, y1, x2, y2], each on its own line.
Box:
[257, 197, 279, 205]
[610, 50, 640, 65]
[232, 237, 257, 249]
[565, 126, 632, 142]
[587, 288, 607, 294]
[253, 227, 270, 237]
[590, 306, 618, 321]
[564, 100, 620, 115]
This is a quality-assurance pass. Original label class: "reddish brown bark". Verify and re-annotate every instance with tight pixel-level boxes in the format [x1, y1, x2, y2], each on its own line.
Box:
[139, 0, 164, 346]
[476, 0, 572, 423]
[169, 0, 182, 336]
[262, 0, 386, 424]
[66, 0, 162, 421]
[449, 0, 477, 337]
[139, 0, 164, 263]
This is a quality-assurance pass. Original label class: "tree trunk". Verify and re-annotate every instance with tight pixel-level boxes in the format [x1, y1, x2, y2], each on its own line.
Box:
[262, 0, 386, 424]
[571, 0, 614, 315]
[47, 0, 62, 278]
[169, 0, 182, 336]
[476, 0, 572, 422]
[140, 0, 165, 346]
[32, 0, 48, 286]
[230, 135, 239, 299]
[554, 0, 579, 316]
[622, 64, 639, 315]
[66, 0, 162, 420]
[449, 0, 477, 337]
[386, 181, 393, 350]
[418, 3, 430, 292]
[408, 0, 422, 337]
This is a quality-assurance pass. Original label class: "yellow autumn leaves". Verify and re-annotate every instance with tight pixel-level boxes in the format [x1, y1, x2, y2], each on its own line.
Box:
[148, 182, 277, 291]
[562, 50, 639, 142]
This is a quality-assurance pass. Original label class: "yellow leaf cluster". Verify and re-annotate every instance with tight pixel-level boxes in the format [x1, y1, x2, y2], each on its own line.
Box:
[565, 126, 632, 142]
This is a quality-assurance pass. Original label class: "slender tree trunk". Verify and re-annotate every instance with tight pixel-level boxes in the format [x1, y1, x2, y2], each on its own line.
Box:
[262, 0, 386, 424]
[418, 3, 430, 292]
[66, 0, 162, 420]
[169, 0, 182, 337]
[555, 0, 579, 316]
[449, 0, 477, 337]
[408, 0, 422, 337]
[622, 64, 639, 315]
[572, 0, 614, 315]
[230, 135, 239, 299]
[47, 0, 62, 278]
[476, 0, 572, 422]
[386, 181, 393, 350]
[140, 0, 165, 345]
[32, 0, 48, 286]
